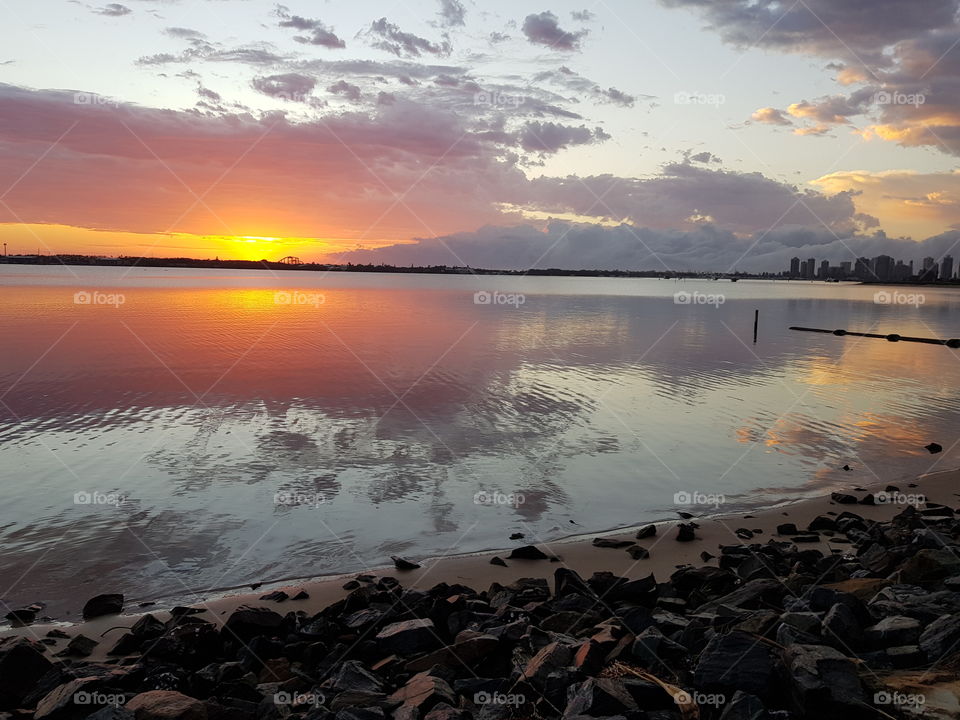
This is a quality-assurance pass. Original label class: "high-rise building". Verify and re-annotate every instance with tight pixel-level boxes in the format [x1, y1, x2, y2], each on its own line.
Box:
[921, 256, 938, 281]
[840, 261, 852, 277]
[942, 255, 954, 281]
[872, 255, 894, 282]
[854, 257, 871, 280]
[819, 259, 830, 279]
[790, 257, 800, 277]
[804, 258, 816, 279]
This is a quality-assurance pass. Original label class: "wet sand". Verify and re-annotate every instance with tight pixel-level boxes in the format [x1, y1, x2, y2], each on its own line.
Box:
[3, 468, 957, 662]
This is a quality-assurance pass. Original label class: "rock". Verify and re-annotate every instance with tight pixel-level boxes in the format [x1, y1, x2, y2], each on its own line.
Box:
[830, 492, 857, 504]
[87, 709, 135, 720]
[55, 633, 98, 657]
[694, 630, 780, 702]
[919, 614, 960, 661]
[776, 523, 798, 535]
[821, 603, 862, 648]
[899, 549, 960, 584]
[405, 634, 499, 673]
[329, 660, 384, 694]
[0, 637, 53, 710]
[735, 528, 754, 540]
[783, 644, 865, 716]
[626, 545, 650, 560]
[375, 618, 438, 655]
[126, 690, 207, 720]
[808, 516, 836, 532]
[676, 523, 696, 542]
[82, 593, 124, 619]
[4, 608, 35, 626]
[821, 577, 892, 601]
[521, 641, 575, 686]
[34, 677, 104, 719]
[864, 616, 921, 649]
[509, 532, 524, 540]
[391, 556, 421, 570]
[592, 537, 633, 548]
[564, 678, 638, 717]
[223, 606, 283, 642]
[490, 556, 507, 567]
[387, 672, 455, 714]
[925, 442, 942, 454]
[636, 525, 657, 539]
[858, 494, 875, 506]
[718, 691, 770, 720]
[258, 591, 287, 602]
[507, 545, 548, 560]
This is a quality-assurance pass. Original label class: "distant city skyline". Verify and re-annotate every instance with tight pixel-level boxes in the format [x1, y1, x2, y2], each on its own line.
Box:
[785, 253, 955, 282]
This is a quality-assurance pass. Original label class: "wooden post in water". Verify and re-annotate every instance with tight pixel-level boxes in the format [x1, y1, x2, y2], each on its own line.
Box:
[753, 309, 758, 343]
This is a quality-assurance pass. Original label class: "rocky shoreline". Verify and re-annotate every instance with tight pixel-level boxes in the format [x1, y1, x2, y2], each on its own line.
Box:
[2, 480, 960, 719]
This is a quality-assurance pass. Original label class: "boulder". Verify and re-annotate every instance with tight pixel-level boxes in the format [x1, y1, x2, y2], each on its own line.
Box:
[0, 636, 53, 710]
[782, 644, 865, 717]
[387, 672, 455, 714]
[899, 549, 960, 584]
[404, 634, 499, 673]
[694, 630, 780, 702]
[564, 678, 638, 717]
[126, 690, 207, 720]
[507, 545, 548, 560]
[919, 614, 960, 662]
[223, 606, 284, 642]
[863, 616, 921, 649]
[83, 593, 124, 619]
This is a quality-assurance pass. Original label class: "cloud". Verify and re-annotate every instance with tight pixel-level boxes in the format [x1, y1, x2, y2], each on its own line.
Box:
[437, 0, 466, 27]
[663, 0, 960, 155]
[276, 10, 346, 49]
[571, 10, 595, 21]
[368, 18, 451, 57]
[522, 11, 588, 51]
[95, 3, 131, 15]
[793, 123, 833, 136]
[750, 107, 792, 126]
[519, 122, 608, 153]
[333, 220, 960, 272]
[251, 73, 317, 101]
[327, 80, 362, 101]
[165, 27, 205, 39]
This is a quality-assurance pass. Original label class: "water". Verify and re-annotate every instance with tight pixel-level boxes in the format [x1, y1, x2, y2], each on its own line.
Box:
[2, 265, 959, 618]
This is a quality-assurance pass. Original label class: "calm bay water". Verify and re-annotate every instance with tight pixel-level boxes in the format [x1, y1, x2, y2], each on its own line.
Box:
[2, 265, 960, 618]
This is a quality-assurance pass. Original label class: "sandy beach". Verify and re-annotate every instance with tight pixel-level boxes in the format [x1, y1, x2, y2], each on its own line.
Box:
[5, 467, 956, 663]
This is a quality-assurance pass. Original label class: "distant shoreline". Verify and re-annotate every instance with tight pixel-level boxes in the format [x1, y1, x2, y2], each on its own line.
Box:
[4, 255, 960, 286]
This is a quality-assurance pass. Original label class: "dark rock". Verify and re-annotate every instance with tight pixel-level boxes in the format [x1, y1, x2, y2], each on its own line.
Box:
[925, 442, 942, 454]
[636, 525, 657, 539]
[694, 630, 780, 702]
[521, 641, 575, 686]
[718, 691, 771, 720]
[259, 591, 288, 602]
[86, 709, 135, 720]
[329, 660, 384, 694]
[82, 593, 124, 619]
[391, 556, 421, 570]
[919, 614, 960, 661]
[592, 537, 634, 549]
[375, 618, 438, 655]
[676, 523, 696, 542]
[223, 606, 284, 642]
[783, 644, 865, 717]
[4, 608, 35, 626]
[899, 549, 960, 584]
[388, 671, 455, 714]
[0, 636, 53, 710]
[776, 523, 798, 535]
[864, 616, 921, 649]
[821, 603, 863, 648]
[808, 516, 837, 532]
[489, 556, 507, 567]
[626, 545, 650, 560]
[405, 634, 498, 673]
[858, 494, 875, 506]
[564, 678, 638, 717]
[735, 528, 754, 540]
[830, 492, 857, 505]
[55, 633, 98, 657]
[507, 545, 548, 560]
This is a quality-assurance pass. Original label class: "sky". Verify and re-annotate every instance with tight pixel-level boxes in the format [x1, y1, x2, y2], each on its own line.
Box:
[1, 0, 959, 271]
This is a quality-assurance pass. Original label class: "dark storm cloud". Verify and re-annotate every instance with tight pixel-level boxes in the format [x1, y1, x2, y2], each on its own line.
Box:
[522, 11, 588, 51]
[251, 73, 316, 101]
[275, 8, 346, 49]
